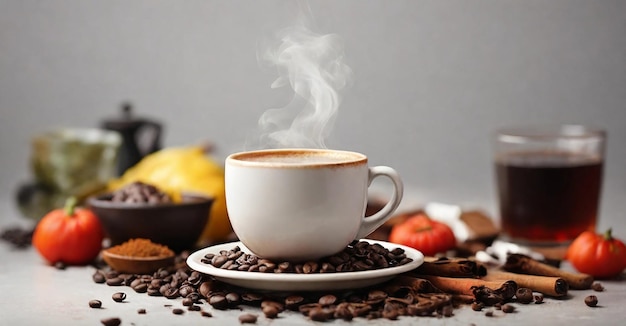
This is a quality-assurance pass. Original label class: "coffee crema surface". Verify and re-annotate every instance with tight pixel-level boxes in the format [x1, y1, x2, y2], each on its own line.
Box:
[232, 149, 366, 166]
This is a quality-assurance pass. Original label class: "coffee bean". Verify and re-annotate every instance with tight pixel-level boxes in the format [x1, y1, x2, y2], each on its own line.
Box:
[285, 295, 305, 310]
[309, 307, 334, 322]
[585, 295, 598, 307]
[534, 293, 544, 304]
[502, 304, 515, 313]
[106, 277, 124, 286]
[226, 292, 240, 304]
[89, 300, 102, 308]
[241, 293, 263, 304]
[188, 305, 201, 311]
[172, 308, 184, 315]
[515, 287, 534, 304]
[262, 305, 280, 319]
[333, 303, 354, 321]
[92, 271, 106, 284]
[163, 287, 180, 299]
[201, 311, 212, 317]
[100, 317, 121, 326]
[471, 302, 484, 311]
[137, 308, 146, 314]
[112, 292, 126, 302]
[485, 309, 494, 317]
[209, 295, 228, 310]
[318, 294, 337, 306]
[238, 313, 258, 324]
[592, 282, 605, 292]
[132, 283, 148, 293]
[302, 261, 319, 274]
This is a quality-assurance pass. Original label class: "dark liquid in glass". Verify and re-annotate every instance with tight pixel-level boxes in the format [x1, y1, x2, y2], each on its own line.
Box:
[495, 151, 603, 244]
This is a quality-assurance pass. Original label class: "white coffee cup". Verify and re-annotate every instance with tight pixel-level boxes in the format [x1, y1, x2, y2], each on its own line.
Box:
[225, 148, 404, 261]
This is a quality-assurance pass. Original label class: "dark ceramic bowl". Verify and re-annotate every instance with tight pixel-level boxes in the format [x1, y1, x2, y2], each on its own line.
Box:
[88, 193, 214, 252]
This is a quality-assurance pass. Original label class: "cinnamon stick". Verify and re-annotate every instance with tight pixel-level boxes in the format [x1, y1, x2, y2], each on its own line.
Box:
[483, 270, 568, 297]
[503, 254, 593, 290]
[414, 257, 487, 278]
[415, 275, 517, 298]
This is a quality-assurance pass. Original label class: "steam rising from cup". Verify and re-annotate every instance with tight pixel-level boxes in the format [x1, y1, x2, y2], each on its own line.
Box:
[252, 18, 353, 150]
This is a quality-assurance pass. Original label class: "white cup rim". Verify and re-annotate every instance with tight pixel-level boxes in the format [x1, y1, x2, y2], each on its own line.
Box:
[226, 148, 367, 168]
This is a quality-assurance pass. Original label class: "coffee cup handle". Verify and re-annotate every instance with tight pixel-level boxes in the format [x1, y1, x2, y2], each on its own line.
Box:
[355, 166, 404, 240]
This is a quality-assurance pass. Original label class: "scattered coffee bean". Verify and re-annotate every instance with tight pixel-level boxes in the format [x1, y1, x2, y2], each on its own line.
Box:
[485, 310, 494, 317]
[92, 249, 461, 322]
[471, 302, 484, 311]
[209, 295, 229, 310]
[502, 304, 515, 313]
[100, 317, 121, 326]
[106, 277, 124, 286]
[137, 308, 146, 314]
[592, 282, 605, 292]
[92, 271, 106, 284]
[318, 294, 337, 306]
[238, 313, 258, 324]
[54, 261, 66, 270]
[201, 310, 213, 317]
[89, 300, 102, 308]
[182, 297, 194, 306]
[585, 295, 598, 307]
[534, 293, 544, 304]
[285, 295, 305, 310]
[112, 292, 126, 302]
[516, 287, 534, 304]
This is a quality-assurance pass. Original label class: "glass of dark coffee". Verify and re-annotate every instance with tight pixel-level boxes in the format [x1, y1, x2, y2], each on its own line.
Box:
[493, 125, 606, 246]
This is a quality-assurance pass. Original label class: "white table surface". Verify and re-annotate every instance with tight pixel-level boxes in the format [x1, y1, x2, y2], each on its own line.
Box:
[1, 197, 625, 326]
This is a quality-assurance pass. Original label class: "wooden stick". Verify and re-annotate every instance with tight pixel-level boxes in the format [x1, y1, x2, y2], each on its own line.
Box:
[414, 257, 487, 278]
[415, 275, 516, 297]
[503, 254, 593, 290]
[483, 270, 568, 297]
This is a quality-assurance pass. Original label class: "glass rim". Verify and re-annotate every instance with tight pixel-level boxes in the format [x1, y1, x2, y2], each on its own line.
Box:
[496, 125, 606, 143]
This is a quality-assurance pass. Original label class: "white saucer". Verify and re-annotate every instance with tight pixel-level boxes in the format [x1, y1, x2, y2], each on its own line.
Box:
[186, 239, 423, 292]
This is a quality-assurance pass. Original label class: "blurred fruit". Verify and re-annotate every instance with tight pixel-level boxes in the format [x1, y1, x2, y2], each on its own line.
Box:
[32, 197, 104, 265]
[108, 145, 231, 243]
[388, 213, 456, 256]
[566, 228, 626, 279]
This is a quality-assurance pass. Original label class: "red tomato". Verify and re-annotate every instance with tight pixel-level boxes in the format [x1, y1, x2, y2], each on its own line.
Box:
[32, 197, 104, 265]
[388, 213, 456, 256]
[566, 228, 626, 279]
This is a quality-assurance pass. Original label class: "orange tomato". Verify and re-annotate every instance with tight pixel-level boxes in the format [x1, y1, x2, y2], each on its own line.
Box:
[566, 228, 626, 279]
[32, 198, 104, 265]
[389, 213, 456, 256]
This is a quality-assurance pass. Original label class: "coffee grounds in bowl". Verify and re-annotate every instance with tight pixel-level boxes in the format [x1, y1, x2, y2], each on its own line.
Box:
[107, 238, 174, 258]
[200, 240, 413, 274]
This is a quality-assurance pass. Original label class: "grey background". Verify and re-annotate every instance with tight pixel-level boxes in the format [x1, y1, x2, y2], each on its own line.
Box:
[1, 0, 624, 234]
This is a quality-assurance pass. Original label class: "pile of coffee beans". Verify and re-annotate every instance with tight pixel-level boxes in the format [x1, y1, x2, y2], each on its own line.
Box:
[0, 226, 34, 249]
[201, 240, 413, 274]
[91, 249, 458, 322]
[109, 181, 172, 204]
